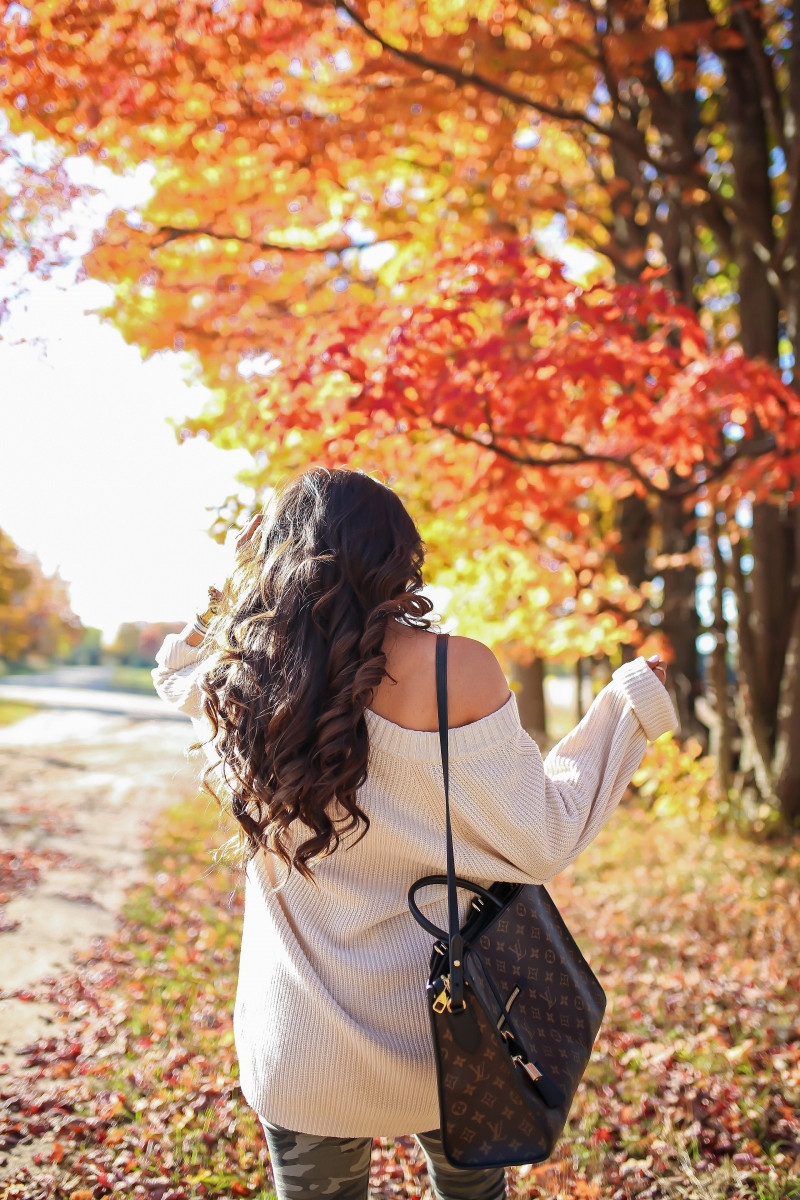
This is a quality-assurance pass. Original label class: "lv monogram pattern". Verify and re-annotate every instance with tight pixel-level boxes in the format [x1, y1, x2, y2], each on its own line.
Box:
[428, 884, 605, 1169]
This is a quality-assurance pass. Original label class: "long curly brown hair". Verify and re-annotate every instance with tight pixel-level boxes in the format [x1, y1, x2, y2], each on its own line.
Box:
[199, 468, 432, 880]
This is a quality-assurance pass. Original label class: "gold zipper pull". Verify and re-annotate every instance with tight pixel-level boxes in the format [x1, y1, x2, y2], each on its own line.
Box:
[432, 975, 450, 1014]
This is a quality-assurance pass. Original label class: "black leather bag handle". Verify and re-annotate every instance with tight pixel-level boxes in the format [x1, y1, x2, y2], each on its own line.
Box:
[408, 874, 504, 939]
[436, 633, 467, 1010]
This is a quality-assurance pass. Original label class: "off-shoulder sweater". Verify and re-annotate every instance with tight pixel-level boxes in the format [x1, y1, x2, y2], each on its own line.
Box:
[152, 634, 677, 1137]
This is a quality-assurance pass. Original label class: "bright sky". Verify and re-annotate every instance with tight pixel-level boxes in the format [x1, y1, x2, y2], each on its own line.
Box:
[0, 139, 257, 639]
[0, 276, 252, 638]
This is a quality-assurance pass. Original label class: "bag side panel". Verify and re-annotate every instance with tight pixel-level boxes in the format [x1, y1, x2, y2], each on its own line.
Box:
[429, 981, 557, 1168]
[471, 884, 606, 1108]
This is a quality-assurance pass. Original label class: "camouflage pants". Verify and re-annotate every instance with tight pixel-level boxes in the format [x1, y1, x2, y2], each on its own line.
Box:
[261, 1122, 506, 1200]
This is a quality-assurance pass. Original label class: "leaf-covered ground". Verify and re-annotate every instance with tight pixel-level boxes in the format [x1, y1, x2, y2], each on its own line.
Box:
[1, 796, 798, 1200]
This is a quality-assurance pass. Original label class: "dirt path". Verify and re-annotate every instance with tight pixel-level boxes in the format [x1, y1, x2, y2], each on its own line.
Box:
[0, 707, 199, 1059]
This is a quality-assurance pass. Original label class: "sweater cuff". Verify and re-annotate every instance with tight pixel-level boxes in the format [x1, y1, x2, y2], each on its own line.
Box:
[611, 657, 679, 741]
[155, 632, 202, 672]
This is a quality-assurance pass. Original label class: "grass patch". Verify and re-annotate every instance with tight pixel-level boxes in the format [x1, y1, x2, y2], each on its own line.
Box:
[108, 666, 158, 695]
[2, 797, 799, 1198]
[0, 698, 37, 727]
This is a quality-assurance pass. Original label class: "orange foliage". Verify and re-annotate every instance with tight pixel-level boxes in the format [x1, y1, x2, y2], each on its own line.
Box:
[0, 527, 82, 662]
[0, 0, 714, 369]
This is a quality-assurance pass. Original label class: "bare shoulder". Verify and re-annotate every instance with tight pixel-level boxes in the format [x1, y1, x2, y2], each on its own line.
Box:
[447, 635, 511, 728]
[370, 625, 510, 732]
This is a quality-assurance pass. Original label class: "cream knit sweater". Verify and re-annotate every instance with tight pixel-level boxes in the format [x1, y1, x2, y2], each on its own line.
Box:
[153, 634, 677, 1137]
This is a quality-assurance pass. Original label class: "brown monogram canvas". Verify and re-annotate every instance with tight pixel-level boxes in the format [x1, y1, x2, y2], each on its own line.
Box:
[428, 883, 606, 1169]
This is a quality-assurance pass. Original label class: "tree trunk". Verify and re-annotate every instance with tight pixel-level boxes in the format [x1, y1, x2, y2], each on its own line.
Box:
[614, 493, 654, 665]
[749, 505, 797, 746]
[784, 0, 800, 366]
[773, 594, 800, 826]
[770, 0, 800, 827]
[729, 538, 779, 803]
[576, 659, 585, 722]
[711, 527, 733, 791]
[772, 508, 800, 826]
[659, 496, 700, 734]
[722, 42, 779, 361]
[509, 656, 546, 739]
[614, 493, 652, 587]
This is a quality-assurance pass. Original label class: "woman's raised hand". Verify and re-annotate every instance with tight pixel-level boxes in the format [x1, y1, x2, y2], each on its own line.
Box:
[646, 655, 667, 686]
[236, 512, 263, 553]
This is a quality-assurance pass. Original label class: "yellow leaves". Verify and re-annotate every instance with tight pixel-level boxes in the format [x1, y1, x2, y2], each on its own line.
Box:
[375, 239, 425, 288]
[422, 518, 640, 661]
[459, 310, 483, 336]
[724, 1037, 755, 1062]
[310, 369, 362, 413]
[421, 14, 444, 36]
[577, 587, 597, 612]
[231, 212, 251, 239]
[631, 732, 719, 825]
[506, 27, 532, 50]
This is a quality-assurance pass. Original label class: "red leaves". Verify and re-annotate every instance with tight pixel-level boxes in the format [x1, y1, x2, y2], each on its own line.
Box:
[251, 237, 798, 547]
[591, 1126, 615, 1143]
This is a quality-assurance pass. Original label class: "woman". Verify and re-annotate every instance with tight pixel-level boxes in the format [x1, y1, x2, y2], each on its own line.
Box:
[153, 467, 676, 1200]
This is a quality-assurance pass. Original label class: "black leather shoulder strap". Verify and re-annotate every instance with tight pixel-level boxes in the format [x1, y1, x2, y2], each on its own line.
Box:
[435, 632, 450, 801]
[436, 633, 464, 1010]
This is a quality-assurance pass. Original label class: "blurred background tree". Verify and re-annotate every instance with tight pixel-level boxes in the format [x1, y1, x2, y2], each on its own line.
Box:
[2, 0, 799, 826]
[107, 622, 185, 666]
[0, 526, 83, 665]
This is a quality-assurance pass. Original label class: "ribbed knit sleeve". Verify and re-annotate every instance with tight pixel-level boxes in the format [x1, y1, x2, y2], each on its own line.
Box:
[151, 631, 206, 719]
[534, 657, 678, 874]
[365, 657, 678, 888]
[610, 655, 680, 739]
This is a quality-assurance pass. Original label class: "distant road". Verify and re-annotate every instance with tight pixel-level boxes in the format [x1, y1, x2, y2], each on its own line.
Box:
[0, 666, 190, 722]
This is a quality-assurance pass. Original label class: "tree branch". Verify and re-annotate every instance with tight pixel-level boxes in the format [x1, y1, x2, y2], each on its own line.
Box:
[427, 420, 666, 494]
[335, 0, 641, 151]
[425, 418, 778, 502]
[154, 226, 346, 254]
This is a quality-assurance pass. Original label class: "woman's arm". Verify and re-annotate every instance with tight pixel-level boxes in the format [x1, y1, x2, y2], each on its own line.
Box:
[443, 658, 677, 885]
[537, 656, 676, 869]
[152, 514, 264, 714]
[151, 631, 205, 718]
